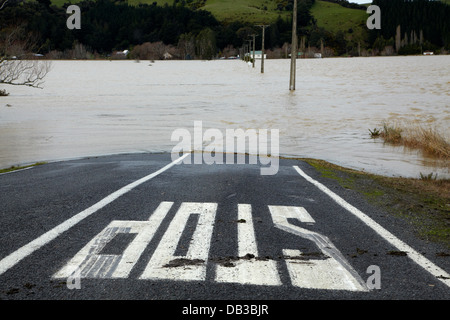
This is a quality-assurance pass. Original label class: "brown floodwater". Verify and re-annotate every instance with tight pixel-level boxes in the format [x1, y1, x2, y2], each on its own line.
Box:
[0, 56, 448, 178]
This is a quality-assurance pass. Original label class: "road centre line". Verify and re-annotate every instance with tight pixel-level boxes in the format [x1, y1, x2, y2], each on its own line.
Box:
[0, 153, 191, 277]
[293, 165, 450, 288]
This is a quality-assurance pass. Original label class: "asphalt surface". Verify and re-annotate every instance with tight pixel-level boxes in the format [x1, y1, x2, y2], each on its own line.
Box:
[0, 153, 449, 308]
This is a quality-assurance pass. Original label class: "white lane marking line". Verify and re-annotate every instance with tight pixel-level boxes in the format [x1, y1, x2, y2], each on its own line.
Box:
[140, 202, 218, 281]
[215, 204, 281, 286]
[0, 153, 190, 276]
[53, 202, 174, 279]
[293, 165, 450, 288]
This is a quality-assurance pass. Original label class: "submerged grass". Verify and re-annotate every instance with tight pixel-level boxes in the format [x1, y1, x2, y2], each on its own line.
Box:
[378, 121, 450, 159]
[304, 158, 450, 248]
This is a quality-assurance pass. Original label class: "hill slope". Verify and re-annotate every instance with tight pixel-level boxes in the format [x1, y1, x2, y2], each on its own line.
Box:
[311, 0, 368, 43]
[139, 0, 291, 23]
[52, 0, 369, 28]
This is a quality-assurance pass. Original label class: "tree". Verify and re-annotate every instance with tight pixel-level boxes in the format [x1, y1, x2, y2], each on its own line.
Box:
[178, 32, 196, 59]
[196, 28, 216, 60]
[0, 0, 9, 10]
[0, 26, 51, 93]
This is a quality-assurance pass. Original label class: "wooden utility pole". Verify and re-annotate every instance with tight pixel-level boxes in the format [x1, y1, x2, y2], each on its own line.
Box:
[256, 24, 269, 73]
[289, 0, 297, 91]
[246, 39, 252, 62]
[251, 34, 257, 68]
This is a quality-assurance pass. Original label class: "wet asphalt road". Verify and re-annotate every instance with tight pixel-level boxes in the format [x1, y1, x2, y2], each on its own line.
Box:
[0, 153, 449, 312]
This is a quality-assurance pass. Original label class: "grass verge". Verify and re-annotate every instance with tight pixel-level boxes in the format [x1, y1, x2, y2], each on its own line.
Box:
[0, 162, 47, 174]
[303, 158, 450, 249]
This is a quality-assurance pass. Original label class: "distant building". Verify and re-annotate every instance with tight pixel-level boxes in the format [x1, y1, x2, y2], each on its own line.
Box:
[113, 50, 129, 57]
[245, 51, 266, 59]
[163, 52, 173, 60]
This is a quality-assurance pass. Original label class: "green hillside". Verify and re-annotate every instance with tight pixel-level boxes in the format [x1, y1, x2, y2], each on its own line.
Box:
[311, 1, 368, 42]
[311, 1, 366, 31]
[130, 0, 291, 23]
[199, 0, 290, 23]
[51, 0, 370, 27]
[131, 0, 367, 25]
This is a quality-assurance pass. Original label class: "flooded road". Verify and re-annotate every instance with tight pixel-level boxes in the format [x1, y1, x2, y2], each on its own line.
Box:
[0, 56, 448, 178]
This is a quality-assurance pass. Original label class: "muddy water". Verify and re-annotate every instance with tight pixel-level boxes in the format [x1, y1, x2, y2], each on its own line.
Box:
[0, 56, 448, 178]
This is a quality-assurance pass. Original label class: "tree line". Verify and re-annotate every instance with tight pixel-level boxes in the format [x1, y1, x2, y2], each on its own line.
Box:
[369, 0, 450, 54]
[0, 0, 448, 60]
[0, 0, 317, 59]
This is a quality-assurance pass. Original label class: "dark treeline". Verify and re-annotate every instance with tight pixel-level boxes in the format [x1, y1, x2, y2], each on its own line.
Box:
[369, 0, 450, 54]
[1, 0, 220, 54]
[0, 0, 448, 59]
[0, 0, 317, 58]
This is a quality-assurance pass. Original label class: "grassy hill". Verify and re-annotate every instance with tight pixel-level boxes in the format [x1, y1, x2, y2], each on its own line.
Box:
[199, 0, 291, 24]
[126, 0, 370, 27]
[51, 0, 450, 25]
[311, 0, 368, 43]
[50, 0, 448, 45]
[311, 1, 367, 31]
[52, 0, 370, 29]
[132, 0, 291, 23]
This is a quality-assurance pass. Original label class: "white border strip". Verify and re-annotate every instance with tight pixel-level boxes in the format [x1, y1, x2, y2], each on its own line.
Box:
[293, 165, 450, 288]
[0, 153, 190, 276]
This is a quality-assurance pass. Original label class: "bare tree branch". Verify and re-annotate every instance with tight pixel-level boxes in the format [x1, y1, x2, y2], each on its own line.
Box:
[0, 25, 51, 90]
[0, 59, 51, 88]
[0, 0, 9, 11]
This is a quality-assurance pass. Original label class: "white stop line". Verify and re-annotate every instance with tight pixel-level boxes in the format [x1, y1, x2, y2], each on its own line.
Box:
[53, 202, 369, 292]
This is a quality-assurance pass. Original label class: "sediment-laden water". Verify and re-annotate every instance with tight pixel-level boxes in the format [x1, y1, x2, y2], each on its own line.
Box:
[0, 56, 449, 178]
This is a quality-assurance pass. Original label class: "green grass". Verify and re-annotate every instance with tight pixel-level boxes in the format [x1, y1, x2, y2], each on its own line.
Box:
[311, 0, 368, 41]
[0, 162, 46, 174]
[200, 0, 289, 24]
[50, 0, 81, 6]
[129, 0, 290, 23]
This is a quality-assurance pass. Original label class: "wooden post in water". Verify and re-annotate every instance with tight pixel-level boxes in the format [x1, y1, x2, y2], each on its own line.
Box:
[246, 40, 252, 62]
[251, 34, 257, 68]
[289, 0, 297, 91]
[256, 25, 269, 73]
